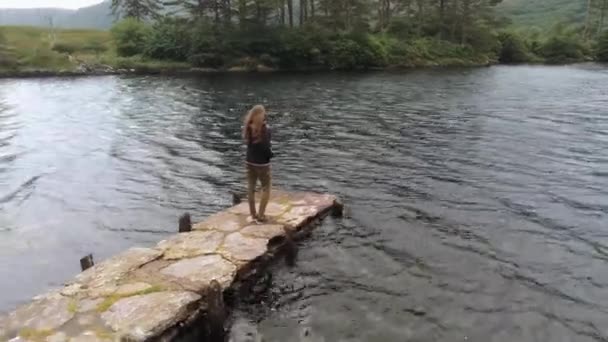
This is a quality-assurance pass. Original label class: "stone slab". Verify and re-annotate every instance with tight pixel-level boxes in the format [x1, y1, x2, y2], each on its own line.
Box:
[276, 205, 320, 228]
[219, 232, 269, 262]
[0, 190, 339, 342]
[70, 248, 162, 298]
[1, 293, 73, 340]
[101, 291, 200, 342]
[240, 224, 286, 240]
[156, 230, 225, 260]
[161, 254, 237, 290]
[193, 211, 246, 232]
[228, 202, 289, 217]
[115, 282, 153, 296]
[70, 331, 111, 342]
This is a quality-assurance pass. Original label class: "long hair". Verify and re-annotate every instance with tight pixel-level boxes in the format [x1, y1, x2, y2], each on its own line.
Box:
[243, 105, 267, 143]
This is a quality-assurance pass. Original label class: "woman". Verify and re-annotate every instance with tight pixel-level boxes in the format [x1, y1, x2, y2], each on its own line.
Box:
[243, 104, 273, 222]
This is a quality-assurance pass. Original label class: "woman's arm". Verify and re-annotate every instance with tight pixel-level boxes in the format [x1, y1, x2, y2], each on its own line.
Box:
[267, 125, 274, 159]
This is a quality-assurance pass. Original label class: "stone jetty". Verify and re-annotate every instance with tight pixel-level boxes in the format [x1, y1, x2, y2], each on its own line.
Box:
[0, 190, 342, 342]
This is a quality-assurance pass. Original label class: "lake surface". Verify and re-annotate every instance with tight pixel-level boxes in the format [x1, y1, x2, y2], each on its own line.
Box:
[1, 65, 607, 341]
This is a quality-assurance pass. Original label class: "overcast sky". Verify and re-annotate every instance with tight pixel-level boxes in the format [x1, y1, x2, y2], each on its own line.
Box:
[0, 0, 105, 9]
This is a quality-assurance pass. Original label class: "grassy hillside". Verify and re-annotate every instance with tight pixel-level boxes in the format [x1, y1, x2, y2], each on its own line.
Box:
[0, 25, 188, 74]
[0, 1, 113, 30]
[498, 0, 587, 29]
[0, 26, 111, 72]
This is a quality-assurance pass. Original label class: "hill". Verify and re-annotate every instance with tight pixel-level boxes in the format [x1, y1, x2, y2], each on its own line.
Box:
[498, 0, 587, 29]
[0, 1, 113, 30]
[0, 26, 112, 72]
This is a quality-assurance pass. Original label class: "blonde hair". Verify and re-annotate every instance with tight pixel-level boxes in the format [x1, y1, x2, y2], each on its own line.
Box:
[243, 105, 267, 143]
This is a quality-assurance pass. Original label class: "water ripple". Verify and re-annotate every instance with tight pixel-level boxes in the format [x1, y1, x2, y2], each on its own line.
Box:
[0, 67, 607, 341]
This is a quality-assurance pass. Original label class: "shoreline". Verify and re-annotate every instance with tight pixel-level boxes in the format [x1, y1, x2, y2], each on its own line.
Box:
[0, 61, 602, 79]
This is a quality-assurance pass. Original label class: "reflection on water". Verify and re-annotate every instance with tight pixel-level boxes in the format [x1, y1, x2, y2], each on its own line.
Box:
[1, 65, 608, 341]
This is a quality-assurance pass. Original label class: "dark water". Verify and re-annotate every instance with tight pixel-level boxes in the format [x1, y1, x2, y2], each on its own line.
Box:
[1, 65, 608, 341]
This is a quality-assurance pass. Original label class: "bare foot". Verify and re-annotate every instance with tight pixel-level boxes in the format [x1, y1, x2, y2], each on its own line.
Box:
[256, 215, 268, 223]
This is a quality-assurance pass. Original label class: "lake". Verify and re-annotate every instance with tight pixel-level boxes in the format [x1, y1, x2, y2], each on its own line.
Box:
[1, 65, 607, 341]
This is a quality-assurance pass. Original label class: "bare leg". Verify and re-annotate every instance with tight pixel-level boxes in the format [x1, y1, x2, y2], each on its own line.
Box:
[247, 165, 257, 219]
[258, 166, 271, 221]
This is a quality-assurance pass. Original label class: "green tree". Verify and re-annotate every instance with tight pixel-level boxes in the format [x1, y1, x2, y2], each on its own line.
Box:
[540, 36, 587, 63]
[498, 32, 531, 63]
[317, 0, 372, 31]
[456, 0, 503, 45]
[111, 0, 163, 20]
[598, 31, 608, 61]
[111, 18, 152, 56]
[145, 18, 191, 60]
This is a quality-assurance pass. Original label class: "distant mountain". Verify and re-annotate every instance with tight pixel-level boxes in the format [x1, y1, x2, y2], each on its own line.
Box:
[0, 1, 114, 30]
[498, 0, 587, 29]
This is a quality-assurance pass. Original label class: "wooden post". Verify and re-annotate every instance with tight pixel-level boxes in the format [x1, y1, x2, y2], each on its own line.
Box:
[331, 199, 344, 217]
[179, 213, 192, 233]
[232, 192, 243, 205]
[284, 229, 298, 267]
[205, 280, 226, 341]
[80, 254, 94, 271]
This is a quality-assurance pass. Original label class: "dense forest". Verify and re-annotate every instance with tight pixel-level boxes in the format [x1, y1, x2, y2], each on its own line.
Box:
[106, 0, 608, 69]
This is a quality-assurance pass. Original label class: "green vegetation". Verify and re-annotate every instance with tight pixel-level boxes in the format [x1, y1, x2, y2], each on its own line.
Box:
[499, 0, 587, 29]
[19, 328, 54, 341]
[0, 26, 114, 73]
[103, 0, 507, 70]
[599, 31, 608, 61]
[96, 285, 164, 313]
[111, 18, 152, 57]
[1, 0, 607, 75]
[495, 0, 607, 64]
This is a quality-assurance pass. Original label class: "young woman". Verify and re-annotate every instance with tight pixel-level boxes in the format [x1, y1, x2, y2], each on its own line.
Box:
[243, 105, 273, 222]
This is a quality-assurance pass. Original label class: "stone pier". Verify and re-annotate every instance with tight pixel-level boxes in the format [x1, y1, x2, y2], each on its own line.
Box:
[0, 190, 341, 342]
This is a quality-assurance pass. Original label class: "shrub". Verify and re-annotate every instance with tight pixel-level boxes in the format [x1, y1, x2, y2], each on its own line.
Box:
[498, 32, 531, 63]
[144, 18, 191, 61]
[111, 18, 151, 57]
[598, 32, 608, 62]
[189, 53, 225, 68]
[467, 25, 501, 55]
[259, 53, 278, 67]
[351, 34, 388, 67]
[19, 47, 70, 69]
[0, 30, 17, 69]
[387, 17, 418, 39]
[83, 40, 108, 55]
[327, 37, 361, 70]
[274, 27, 325, 69]
[188, 20, 226, 67]
[51, 42, 78, 54]
[224, 24, 282, 57]
[539, 36, 588, 63]
[0, 46, 18, 69]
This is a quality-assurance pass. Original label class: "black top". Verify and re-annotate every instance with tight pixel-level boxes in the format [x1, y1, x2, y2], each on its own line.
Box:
[246, 125, 273, 165]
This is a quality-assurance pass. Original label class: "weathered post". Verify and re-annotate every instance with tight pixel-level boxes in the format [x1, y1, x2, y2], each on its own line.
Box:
[179, 213, 192, 233]
[204, 280, 226, 342]
[284, 228, 298, 267]
[80, 254, 94, 271]
[232, 192, 243, 205]
[332, 199, 344, 217]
